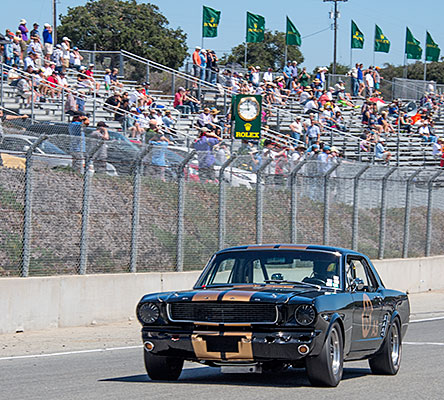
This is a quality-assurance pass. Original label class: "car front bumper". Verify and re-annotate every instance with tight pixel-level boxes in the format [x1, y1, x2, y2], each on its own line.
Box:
[142, 327, 323, 362]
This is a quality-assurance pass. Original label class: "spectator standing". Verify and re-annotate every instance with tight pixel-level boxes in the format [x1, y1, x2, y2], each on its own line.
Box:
[28, 36, 43, 68]
[12, 36, 21, 65]
[298, 67, 311, 87]
[290, 61, 298, 81]
[349, 64, 359, 96]
[18, 19, 29, 43]
[69, 115, 88, 173]
[193, 127, 221, 183]
[199, 49, 207, 80]
[305, 118, 320, 147]
[365, 69, 374, 97]
[289, 116, 303, 142]
[148, 133, 172, 181]
[357, 63, 365, 97]
[30, 23, 40, 39]
[283, 61, 292, 89]
[52, 44, 63, 72]
[89, 121, 110, 173]
[263, 67, 273, 83]
[373, 66, 382, 91]
[61, 37, 71, 70]
[70, 46, 83, 70]
[192, 46, 201, 79]
[42, 23, 53, 60]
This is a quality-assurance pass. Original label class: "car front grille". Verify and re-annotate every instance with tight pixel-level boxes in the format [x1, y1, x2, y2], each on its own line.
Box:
[168, 302, 277, 324]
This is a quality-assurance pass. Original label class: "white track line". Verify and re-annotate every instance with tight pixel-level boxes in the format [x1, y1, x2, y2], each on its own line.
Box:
[410, 316, 444, 323]
[404, 342, 444, 346]
[0, 345, 141, 361]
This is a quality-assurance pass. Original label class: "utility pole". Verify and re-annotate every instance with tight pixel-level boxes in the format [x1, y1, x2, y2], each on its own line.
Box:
[323, 0, 348, 75]
[53, 0, 57, 44]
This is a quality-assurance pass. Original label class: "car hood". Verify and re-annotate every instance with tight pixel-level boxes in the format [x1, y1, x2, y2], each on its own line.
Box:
[142, 285, 330, 305]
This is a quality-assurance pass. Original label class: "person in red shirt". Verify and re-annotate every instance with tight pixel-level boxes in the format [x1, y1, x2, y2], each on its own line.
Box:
[85, 63, 100, 93]
[173, 87, 191, 114]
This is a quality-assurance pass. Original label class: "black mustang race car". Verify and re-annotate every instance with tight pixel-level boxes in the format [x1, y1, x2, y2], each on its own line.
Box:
[136, 244, 410, 387]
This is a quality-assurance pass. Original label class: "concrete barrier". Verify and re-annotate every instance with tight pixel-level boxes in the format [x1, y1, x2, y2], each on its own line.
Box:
[1, 256, 443, 334]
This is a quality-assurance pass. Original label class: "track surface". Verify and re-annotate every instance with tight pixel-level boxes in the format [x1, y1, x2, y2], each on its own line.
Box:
[1, 318, 444, 400]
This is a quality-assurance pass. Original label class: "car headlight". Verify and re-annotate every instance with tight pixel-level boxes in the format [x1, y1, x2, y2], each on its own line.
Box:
[138, 303, 160, 324]
[294, 304, 316, 326]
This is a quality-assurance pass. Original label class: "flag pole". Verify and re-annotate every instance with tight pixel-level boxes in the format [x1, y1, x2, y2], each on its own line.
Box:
[372, 24, 376, 66]
[285, 45, 288, 65]
[244, 42, 247, 68]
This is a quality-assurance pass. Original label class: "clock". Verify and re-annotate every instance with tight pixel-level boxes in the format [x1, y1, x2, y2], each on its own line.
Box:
[237, 96, 260, 121]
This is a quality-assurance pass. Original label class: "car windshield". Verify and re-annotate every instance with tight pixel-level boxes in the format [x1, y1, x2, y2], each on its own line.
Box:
[107, 130, 140, 151]
[36, 140, 67, 155]
[199, 250, 341, 289]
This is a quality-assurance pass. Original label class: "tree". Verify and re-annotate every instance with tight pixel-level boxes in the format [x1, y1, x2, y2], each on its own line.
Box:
[57, 0, 188, 70]
[221, 30, 304, 71]
[380, 61, 444, 84]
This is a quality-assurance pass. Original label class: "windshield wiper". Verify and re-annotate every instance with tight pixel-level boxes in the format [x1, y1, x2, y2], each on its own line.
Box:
[263, 280, 321, 290]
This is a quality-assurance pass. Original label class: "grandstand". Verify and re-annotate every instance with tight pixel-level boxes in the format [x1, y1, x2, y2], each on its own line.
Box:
[1, 47, 443, 168]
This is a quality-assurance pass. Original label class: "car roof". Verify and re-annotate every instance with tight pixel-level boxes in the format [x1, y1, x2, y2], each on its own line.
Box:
[216, 244, 363, 257]
[3, 134, 36, 141]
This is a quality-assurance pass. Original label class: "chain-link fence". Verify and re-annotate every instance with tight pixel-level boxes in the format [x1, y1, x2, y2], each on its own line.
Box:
[2, 124, 444, 277]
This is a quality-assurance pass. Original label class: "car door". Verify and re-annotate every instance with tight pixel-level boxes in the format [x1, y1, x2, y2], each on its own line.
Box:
[347, 255, 384, 353]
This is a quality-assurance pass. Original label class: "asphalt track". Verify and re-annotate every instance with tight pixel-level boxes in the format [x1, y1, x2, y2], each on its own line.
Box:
[1, 318, 444, 400]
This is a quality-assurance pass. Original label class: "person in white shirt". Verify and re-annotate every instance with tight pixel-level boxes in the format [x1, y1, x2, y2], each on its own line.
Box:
[263, 67, 273, 83]
[252, 66, 260, 87]
[289, 117, 304, 142]
[365, 70, 374, 97]
[61, 37, 71, 69]
[432, 137, 442, 159]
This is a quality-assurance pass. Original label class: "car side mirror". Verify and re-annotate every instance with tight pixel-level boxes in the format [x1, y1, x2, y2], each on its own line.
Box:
[350, 278, 365, 292]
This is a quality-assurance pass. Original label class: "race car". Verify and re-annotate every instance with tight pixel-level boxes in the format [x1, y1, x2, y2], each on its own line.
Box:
[136, 244, 410, 387]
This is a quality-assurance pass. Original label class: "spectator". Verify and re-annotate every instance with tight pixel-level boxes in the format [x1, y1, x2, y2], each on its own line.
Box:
[85, 63, 100, 94]
[148, 133, 172, 181]
[30, 23, 40, 39]
[357, 63, 364, 97]
[65, 88, 80, 116]
[419, 120, 437, 142]
[162, 110, 176, 130]
[52, 44, 63, 72]
[42, 23, 53, 60]
[27, 36, 43, 68]
[365, 69, 374, 97]
[263, 67, 273, 83]
[199, 49, 207, 80]
[12, 36, 21, 65]
[283, 60, 292, 89]
[398, 111, 412, 134]
[18, 19, 29, 43]
[289, 116, 303, 142]
[197, 107, 217, 131]
[61, 37, 71, 70]
[305, 118, 320, 147]
[110, 68, 123, 88]
[317, 145, 333, 175]
[373, 66, 382, 91]
[375, 137, 391, 163]
[103, 69, 112, 92]
[290, 60, 298, 81]
[23, 51, 37, 71]
[192, 46, 201, 80]
[349, 64, 359, 96]
[315, 67, 328, 89]
[69, 114, 88, 173]
[3, 34, 13, 65]
[193, 127, 220, 183]
[432, 137, 443, 160]
[303, 96, 318, 114]
[298, 67, 311, 87]
[89, 121, 110, 173]
[69, 46, 83, 70]
[127, 107, 145, 139]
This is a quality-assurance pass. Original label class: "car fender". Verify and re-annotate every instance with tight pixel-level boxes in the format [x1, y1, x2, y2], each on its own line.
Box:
[310, 313, 345, 356]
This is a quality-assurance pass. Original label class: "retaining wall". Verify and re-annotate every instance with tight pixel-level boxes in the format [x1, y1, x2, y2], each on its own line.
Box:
[1, 256, 443, 334]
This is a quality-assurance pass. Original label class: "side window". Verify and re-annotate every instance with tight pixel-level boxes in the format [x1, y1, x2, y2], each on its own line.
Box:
[346, 257, 377, 292]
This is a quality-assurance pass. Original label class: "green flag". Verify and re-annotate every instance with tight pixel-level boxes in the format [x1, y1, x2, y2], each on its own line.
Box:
[286, 16, 301, 46]
[405, 27, 422, 60]
[202, 6, 221, 38]
[351, 20, 364, 49]
[246, 12, 265, 43]
[426, 31, 440, 62]
[374, 25, 390, 53]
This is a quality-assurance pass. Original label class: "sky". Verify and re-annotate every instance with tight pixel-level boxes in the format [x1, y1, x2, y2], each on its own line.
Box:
[1, 0, 443, 71]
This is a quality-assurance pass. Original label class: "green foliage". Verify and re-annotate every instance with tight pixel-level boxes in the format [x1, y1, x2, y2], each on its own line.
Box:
[311, 63, 350, 77]
[58, 0, 188, 69]
[221, 30, 304, 70]
[380, 61, 444, 84]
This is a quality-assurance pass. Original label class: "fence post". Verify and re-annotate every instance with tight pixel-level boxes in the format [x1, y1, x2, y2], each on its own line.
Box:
[61, 87, 65, 122]
[146, 61, 150, 84]
[290, 160, 307, 243]
[92, 89, 96, 126]
[402, 169, 422, 258]
[176, 150, 197, 272]
[119, 51, 124, 77]
[218, 155, 238, 250]
[425, 169, 443, 257]
[171, 73, 176, 97]
[351, 165, 370, 251]
[79, 140, 105, 275]
[323, 162, 341, 245]
[396, 120, 401, 166]
[21, 135, 48, 277]
[129, 145, 151, 273]
[31, 75, 35, 124]
[223, 91, 227, 115]
[276, 108, 281, 132]
[378, 167, 397, 259]
[0, 63, 3, 108]
[256, 158, 272, 244]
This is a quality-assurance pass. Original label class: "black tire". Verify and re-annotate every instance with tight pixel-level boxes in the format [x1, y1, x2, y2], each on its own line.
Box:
[369, 319, 402, 375]
[306, 322, 343, 387]
[143, 350, 184, 381]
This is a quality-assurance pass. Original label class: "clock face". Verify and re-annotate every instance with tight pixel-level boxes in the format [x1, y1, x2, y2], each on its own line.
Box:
[237, 97, 260, 121]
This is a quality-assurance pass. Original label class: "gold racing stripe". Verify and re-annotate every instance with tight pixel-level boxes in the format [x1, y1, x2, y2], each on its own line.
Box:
[225, 332, 253, 361]
[191, 331, 221, 360]
[221, 291, 254, 302]
[191, 291, 221, 301]
[277, 245, 308, 250]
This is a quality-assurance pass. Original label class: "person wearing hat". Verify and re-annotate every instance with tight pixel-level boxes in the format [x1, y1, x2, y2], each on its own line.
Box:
[317, 144, 334, 174]
[89, 122, 110, 173]
[283, 60, 292, 89]
[162, 110, 176, 130]
[299, 86, 312, 105]
[61, 37, 71, 70]
[197, 107, 216, 131]
[192, 46, 202, 79]
[193, 127, 221, 183]
[311, 78, 323, 99]
[18, 19, 29, 43]
[199, 49, 207, 80]
[30, 23, 40, 39]
[27, 36, 44, 68]
[298, 67, 311, 87]
[42, 23, 53, 59]
[173, 87, 191, 115]
[103, 69, 112, 91]
[51, 43, 63, 72]
[375, 137, 391, 163]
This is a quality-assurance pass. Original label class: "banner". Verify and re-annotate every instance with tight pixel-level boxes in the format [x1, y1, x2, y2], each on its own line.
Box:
[351, 20, 364, 49]
[202, 6, 221, 38]
[426, 31, 440, 62]
[405, 27, 422, 60]
[286, 16, 301, 46]
[246, 12, 265, 43]
[374, 25, 390, 53]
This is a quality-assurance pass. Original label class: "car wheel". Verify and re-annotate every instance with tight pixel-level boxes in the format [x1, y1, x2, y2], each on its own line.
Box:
[369, 319, 402, 375]
[306, 322, 343, 387]
[143, 350, 184, 381]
